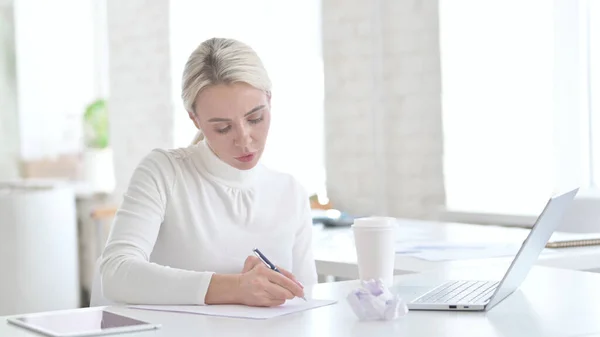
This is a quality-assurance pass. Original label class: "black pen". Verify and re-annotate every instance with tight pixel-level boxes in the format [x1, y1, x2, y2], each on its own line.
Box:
[252, 248, 307, 301]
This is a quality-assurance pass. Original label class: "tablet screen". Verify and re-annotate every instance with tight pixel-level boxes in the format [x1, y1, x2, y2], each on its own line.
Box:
[10, 308, 159, 336]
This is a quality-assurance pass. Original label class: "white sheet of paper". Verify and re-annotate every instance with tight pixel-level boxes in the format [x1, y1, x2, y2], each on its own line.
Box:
[395, 241, 561, 261]
[129, 298, 337, 320]
[395, 242, 523, 261]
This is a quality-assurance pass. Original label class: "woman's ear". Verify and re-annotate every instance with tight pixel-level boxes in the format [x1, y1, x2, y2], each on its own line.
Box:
[188, 111, 201, 129]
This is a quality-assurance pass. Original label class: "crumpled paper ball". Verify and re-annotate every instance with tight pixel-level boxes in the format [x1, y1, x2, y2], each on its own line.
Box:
[346, 279, 409, 321]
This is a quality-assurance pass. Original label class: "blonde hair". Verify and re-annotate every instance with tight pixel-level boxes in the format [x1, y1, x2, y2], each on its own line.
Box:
[182, 37, 272, 144]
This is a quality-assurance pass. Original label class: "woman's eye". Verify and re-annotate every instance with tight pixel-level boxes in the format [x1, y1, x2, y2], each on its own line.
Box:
[216, 125, 231, 134]
[248, 117, 263, 125]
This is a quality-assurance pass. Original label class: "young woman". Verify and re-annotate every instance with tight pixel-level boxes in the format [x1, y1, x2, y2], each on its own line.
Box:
[98, 37, 317, 307]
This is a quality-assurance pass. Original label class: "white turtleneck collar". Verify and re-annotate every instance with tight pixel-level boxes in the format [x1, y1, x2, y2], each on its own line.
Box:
[191, 139, 260, 189]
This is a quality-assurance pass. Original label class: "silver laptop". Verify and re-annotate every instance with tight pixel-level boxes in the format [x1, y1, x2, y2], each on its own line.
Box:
[406, 188, 579, 312]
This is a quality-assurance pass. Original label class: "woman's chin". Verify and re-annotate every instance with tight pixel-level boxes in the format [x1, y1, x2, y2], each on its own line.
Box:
[233, 162, 258, 170]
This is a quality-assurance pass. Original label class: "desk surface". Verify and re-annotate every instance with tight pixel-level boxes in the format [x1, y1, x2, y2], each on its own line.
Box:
[313, 219, 600, 279]
[2, 266, 599, 337]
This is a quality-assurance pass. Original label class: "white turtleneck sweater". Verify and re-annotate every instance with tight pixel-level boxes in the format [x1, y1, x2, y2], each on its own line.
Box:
[99, 140, 318, 305]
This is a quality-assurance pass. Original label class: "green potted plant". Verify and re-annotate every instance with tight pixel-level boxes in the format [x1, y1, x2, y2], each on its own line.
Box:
[83, 99, 109, 149]
[82, 98, 114, 193]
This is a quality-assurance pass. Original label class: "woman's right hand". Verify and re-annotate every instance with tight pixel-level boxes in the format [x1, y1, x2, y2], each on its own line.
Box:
[236, 260, 305, 307]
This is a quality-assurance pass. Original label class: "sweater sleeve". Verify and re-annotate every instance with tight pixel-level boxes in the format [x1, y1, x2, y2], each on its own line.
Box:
[291, 188, 319, 287]
[99, 149, 214, 305]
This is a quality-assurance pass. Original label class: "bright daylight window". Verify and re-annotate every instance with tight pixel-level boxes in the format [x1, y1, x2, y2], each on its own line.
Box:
[169, 0, 325, 196]
[591, 0, 600, 187]
[440, 0, 599, 217]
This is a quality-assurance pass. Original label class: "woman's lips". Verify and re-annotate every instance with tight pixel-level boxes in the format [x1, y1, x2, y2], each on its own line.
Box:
[235, 153, 256, 163]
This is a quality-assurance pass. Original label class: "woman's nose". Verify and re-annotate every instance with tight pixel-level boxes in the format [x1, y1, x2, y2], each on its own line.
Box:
[235, 126, 252, 147]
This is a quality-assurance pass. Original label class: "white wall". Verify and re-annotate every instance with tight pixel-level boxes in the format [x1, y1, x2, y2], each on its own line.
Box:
[0, 2, 19, 179]
[322, 0, 445, 218]
[106, 0, 174, 198]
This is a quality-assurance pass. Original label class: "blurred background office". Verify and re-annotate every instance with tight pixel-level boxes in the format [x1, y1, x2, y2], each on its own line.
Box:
[1, 0, 599, 316]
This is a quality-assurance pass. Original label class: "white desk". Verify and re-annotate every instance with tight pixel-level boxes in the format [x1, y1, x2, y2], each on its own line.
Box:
[313, 219, 600, 280]
[2, 266, 599, 337]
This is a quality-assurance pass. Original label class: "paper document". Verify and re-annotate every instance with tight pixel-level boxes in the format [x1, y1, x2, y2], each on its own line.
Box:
[130, 298, 337, 320]
[395, 242, 523, 261]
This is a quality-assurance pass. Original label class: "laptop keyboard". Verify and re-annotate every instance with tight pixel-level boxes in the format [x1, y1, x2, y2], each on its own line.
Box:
[413, 280, 499, 304]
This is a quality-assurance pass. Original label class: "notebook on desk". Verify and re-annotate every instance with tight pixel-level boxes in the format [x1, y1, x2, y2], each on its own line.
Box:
[546, 231, 600, 248]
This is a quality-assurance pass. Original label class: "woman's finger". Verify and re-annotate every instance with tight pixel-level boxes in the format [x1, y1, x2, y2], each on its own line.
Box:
[277, 266, 304, 288]
[267, 298, 286, 307]
[266, 269, 305, 298]
[264, 281, 295, 300]
[242, 255, 262, 273]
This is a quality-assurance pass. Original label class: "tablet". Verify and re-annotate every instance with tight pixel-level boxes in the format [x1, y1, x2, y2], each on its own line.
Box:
[7, 307, 161, 337]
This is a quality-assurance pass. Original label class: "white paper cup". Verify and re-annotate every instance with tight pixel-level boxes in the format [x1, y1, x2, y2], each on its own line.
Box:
[352, 217, 396, 286]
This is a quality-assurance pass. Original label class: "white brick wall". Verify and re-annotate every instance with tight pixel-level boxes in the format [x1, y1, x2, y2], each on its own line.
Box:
[106, 0, 174, 199]
[322, 0, 445, 219]
[0, 3, 20, 180]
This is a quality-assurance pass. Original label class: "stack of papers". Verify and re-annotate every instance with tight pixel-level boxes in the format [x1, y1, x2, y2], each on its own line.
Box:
[130, 298, 337, 320]
[395, 242, 524, 261]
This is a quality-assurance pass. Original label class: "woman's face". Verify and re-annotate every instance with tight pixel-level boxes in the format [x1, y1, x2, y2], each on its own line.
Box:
[189, 82, 271, 170]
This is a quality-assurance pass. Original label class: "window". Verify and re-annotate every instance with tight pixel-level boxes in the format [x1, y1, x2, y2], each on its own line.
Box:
[169, 0, 325, 195]
[13, 0, 97, 159]
[440, 0, 599, 217]
[590, 0, 600, 187]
